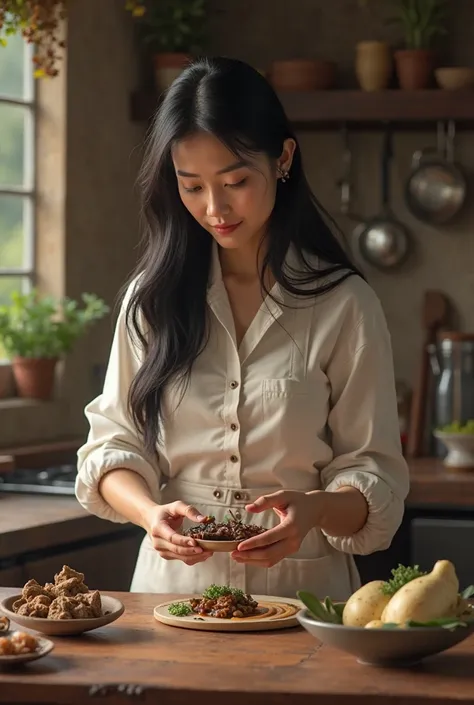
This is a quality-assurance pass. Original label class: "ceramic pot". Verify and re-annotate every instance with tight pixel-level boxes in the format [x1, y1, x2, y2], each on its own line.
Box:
[153, 53, 190, 91]
[355, 41, 392, 91]
[394, 49, 435, 90]
[11, 357, 58, 400]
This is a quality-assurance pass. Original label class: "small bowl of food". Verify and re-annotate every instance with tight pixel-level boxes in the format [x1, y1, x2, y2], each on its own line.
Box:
[297, 560, 474, 667]
[434, 421, 474, 470]
[0, 565, 124, 636]
[183, 512, 266, 552]
[0, 630, 54, 667]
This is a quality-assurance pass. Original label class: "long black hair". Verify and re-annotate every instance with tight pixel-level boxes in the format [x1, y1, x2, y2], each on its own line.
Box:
[126, 56, 363, 456]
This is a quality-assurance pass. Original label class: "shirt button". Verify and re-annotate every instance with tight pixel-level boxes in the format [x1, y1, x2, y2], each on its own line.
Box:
[230, 454, 239, 463]
[213, 489, 221, 498]
[234, 492, 242, 500]
[230, 381, 239, 389]
[230, 423, 238, 431]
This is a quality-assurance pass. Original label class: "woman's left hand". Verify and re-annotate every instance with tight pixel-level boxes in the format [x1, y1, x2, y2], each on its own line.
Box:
[231, 490, 323, 567]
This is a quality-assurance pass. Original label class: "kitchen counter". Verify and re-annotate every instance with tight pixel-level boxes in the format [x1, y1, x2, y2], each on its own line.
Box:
[0, 495, 134, 561]
[408, 458, 474, 507]
[0, 588, 473, 705]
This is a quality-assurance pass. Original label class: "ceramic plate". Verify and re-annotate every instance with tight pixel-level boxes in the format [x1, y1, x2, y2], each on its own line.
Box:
[194, 539, 241, 552]
[154, 595, 303, 632]
[0, 635, 54, 666]
[0, 594, 124, 636]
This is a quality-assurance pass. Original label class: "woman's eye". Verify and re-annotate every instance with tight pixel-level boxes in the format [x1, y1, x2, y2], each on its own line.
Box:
[183, 185, 202, 194]
[227, 178, 247, 189]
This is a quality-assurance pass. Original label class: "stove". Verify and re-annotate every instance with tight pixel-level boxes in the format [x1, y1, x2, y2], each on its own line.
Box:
[0, 465, 77, 496]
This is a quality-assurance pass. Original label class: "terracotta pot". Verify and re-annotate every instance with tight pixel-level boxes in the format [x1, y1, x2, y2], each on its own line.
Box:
[11, 357, 58, 400]
[355, 41, 392, 91]
[270, 59, 336, 91]
[394, 49, 435, 90]
[153, 52, 190, 91]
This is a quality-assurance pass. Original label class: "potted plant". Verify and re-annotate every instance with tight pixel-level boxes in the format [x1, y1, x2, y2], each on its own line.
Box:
[0, 0, 67, 77]
[389, 0, 447, 90]
[126, 0, 207, 91]
[0, 290, 109, 400]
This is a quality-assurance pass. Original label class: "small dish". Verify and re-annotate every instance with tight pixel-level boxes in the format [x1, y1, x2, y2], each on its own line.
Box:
[297, 609, 474, 667]
[0, 594, 124, 636]
[0, 635, 54, 666]
[435, 67, 474, 90]
[194, 539, 241, 552]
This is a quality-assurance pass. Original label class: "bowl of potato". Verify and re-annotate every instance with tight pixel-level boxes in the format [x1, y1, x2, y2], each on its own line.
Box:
[297, 560, 474, 667]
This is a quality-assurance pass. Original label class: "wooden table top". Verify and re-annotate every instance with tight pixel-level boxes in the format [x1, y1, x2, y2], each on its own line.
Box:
[1, 588, 474, 705]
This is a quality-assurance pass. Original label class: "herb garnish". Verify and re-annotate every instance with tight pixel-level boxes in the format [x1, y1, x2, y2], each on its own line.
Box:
[380, 564, 426, 596]
[168, 602, 192, 617]
[201, 584, 244, 600]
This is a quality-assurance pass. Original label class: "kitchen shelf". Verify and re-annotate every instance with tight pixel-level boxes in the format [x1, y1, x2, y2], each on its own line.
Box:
[130, 88, 474, 130]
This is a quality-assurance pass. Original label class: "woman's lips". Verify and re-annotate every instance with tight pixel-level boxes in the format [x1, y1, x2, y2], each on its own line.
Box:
[212, 222, 242, 235]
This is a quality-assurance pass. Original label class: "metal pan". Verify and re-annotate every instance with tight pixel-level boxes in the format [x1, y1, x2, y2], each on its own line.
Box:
[405, 120, 466, 225]
[354, 129, 411, 270]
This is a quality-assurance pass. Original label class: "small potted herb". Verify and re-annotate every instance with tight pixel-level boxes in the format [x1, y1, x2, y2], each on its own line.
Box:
[0, 290, 109, 400]
[389, 0, 447, 89]
[126, 0, 207, 90]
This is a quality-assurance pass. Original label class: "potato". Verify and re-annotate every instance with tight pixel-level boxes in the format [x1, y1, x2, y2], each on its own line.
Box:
[381, 560, 459, 624]
[342, 580, 392, 627]
[364, 619, 384, 629]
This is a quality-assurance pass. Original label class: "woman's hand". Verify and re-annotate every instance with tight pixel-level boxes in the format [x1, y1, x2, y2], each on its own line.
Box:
[144, 501, 214, 565]
[231, 490, 323, 568]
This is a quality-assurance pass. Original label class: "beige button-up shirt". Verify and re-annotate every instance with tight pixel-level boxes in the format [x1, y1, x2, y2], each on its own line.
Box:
[76, 244, 409, 599]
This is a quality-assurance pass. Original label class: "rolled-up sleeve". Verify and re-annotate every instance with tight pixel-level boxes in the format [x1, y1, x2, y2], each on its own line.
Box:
[76, 283, 161, 524]
[320, 290, 409, 555]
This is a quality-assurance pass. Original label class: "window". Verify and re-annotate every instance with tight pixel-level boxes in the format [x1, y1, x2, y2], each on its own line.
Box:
[0, 34, 35, 357]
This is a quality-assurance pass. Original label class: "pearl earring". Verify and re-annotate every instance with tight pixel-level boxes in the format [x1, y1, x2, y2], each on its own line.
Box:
[278, 166, 290, 183]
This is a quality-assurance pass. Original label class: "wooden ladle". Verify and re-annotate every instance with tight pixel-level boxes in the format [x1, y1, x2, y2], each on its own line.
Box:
[406, 290, 451, 457]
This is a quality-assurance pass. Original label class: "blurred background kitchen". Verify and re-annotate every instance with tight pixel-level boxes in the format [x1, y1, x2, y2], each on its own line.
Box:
[1, 0, 473, 593]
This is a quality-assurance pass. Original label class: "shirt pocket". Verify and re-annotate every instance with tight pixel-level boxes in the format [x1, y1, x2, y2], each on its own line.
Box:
[262, 378, 317, 454]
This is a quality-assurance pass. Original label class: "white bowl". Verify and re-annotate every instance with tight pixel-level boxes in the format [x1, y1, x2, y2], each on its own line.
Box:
[297, 609, 474, 667]
[434, 431, 474, 470]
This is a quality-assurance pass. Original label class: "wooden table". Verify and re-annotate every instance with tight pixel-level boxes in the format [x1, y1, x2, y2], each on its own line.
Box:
[1, 589, 474, 705]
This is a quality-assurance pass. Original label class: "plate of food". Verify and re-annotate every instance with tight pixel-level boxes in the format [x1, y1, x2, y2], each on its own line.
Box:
[154, 584, 302, 632]
[296, 559, 474, 667]
[0, 628, 54, 666]
[0, 565, 124, 636]
[183, 512, 266, 552]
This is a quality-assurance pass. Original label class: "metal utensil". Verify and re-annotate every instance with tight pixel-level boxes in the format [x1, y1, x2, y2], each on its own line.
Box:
[405, 120, 466, 224]
[354, 129, 411, 270]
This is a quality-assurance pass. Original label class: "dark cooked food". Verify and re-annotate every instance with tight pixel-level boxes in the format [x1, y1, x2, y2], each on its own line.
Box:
[184, 511, 265, 542]
[190, 585, 259, 619]
[12, 566, 103, 620]
[0, 616, 9, 632]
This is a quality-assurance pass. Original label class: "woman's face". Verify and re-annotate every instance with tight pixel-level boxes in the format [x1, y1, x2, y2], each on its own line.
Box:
[172, 131, 294, 251]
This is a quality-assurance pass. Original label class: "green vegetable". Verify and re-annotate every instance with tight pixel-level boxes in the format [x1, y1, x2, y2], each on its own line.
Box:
[438, 420, 474, 435]
[168, 602, 192, 616]
[201, 584, 244, 600]
[380, 564, 426, 596]
[297, 591, 343, 624]
[461, 585, 474, 599]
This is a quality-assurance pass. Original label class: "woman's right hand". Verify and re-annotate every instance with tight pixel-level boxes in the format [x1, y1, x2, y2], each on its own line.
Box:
[144, 501, 214, 565]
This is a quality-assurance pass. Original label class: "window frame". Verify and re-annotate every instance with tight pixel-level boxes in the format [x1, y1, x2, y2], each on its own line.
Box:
[0, 39, 37, 299]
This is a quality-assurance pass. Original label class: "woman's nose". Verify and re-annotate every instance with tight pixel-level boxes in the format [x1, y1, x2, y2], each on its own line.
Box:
[206, 190, 230, 217]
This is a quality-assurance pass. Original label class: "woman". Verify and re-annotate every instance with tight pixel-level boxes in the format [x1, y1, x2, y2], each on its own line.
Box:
[76, 56, 409, 600]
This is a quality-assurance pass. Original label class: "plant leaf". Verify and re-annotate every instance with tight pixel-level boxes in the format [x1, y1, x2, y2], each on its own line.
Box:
[297, 591, 340, 624]
[461, 585, 474, 599]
